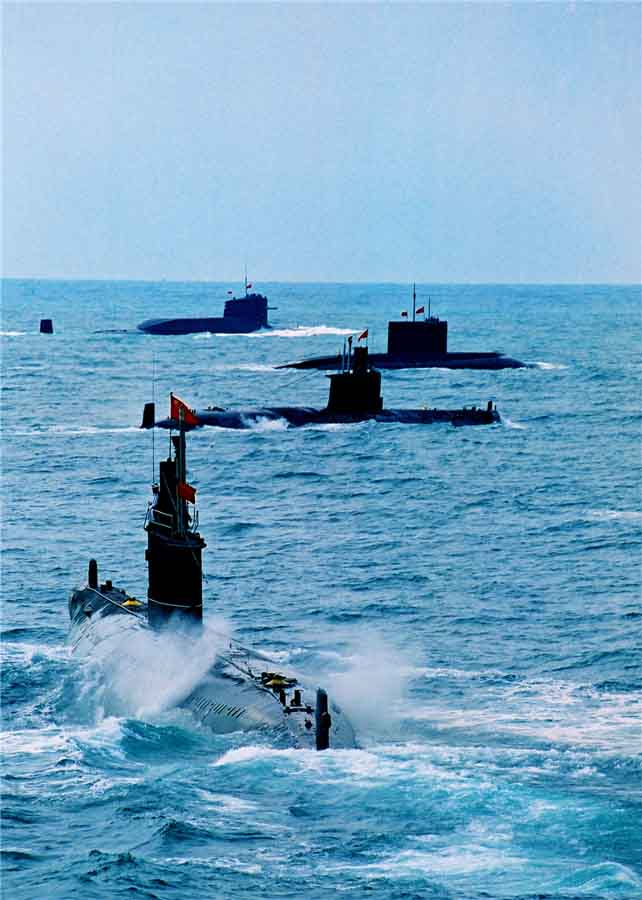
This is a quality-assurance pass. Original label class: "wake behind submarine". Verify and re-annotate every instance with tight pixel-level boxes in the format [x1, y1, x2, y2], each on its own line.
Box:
[280, 288, 524, 371]
[69, 409, 355, 750]
[141, 339, 501, 432]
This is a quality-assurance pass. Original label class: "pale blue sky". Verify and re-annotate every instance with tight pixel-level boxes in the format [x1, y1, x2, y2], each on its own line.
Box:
[3, 2, 640, 282]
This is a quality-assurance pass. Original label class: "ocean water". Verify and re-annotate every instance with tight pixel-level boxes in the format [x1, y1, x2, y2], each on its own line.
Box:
[1, 280, 640, 900]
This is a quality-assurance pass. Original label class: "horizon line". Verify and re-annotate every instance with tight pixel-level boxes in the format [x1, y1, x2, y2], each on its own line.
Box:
[2, 276, 640, 288]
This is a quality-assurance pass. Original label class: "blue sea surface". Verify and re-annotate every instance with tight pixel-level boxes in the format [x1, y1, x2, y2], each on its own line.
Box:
[1, 280, 640, 899]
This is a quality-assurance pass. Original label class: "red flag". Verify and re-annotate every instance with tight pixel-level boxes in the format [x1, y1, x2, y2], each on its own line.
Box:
[246, 283, 253, 289]
[170, 394, 200, 427]
[401, 310, 408, 318]
[177, 480, 196, 504]
[416, 306, 425, 316]
[358, 329, 368, 341]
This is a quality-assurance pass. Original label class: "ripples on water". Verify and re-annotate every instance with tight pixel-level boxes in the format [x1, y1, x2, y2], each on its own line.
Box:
[2, 281, 641, 899]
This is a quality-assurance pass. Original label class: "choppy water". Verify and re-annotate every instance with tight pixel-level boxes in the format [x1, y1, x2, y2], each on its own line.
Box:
[1, 280, 640, 899]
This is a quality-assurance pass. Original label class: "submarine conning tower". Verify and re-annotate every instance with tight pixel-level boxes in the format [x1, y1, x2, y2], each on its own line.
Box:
[223, 293, 269, 328]
[326, 345, 383, 414]
[387, 316, 448, 355]
[145, 419, 206, 630]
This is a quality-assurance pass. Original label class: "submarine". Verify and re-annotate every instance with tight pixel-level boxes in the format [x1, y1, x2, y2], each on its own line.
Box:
[280, 287, 524, 371]
[138, 280, 270, 335]
[141, 340, 500, 431]
[69, 408, 355, 750]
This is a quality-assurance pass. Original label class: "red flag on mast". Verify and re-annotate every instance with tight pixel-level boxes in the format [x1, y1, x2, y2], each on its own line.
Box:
[358, 329, 368, 341]
[177, 481, 196, 504]
[170, 394, 200, 427]
[416, 306, 425, 316]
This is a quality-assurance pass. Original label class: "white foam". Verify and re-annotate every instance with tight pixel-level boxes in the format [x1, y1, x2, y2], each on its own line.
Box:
[197, 791, 258, 813]
[533, 361, 569, 370]
[210, 363, 277, 372]
[334, 845, 525, 878]
[243, 416, 289, 432]
[212, 745, 303, 767]
[2, 717, 124, 758]
[13, 426, 142, 437]
[503, 418, 527, 430]
[160, 856, 262, 874]
[73, 617, 232, 719]
[1, 641, 69, 664]
[587, 509, 642, 522]
[0, 330, 27, 337]
[408, 680, 641, 753]
[248, 325, 357, 339]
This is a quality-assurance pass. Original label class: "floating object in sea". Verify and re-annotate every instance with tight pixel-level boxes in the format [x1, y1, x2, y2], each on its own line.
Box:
[141, 342, 500, 431]
[40, 318, 53, 334]
[69, 408, 355, 750]
[138, 277, 272, 335]
[280, 285, 524, 370]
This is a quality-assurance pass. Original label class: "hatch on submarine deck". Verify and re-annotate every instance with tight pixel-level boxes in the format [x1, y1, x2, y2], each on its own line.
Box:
[69, 403, 355, 751]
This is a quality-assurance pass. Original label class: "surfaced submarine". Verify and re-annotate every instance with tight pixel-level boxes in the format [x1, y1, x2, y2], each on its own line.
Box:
[280, 290, 524, 371]
[138, 281, 270, 336]
[141, 343, 500, 431]
[69, 411, 355, 750]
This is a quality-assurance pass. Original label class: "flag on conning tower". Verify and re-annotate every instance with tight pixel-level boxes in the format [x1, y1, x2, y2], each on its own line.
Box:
[401, 310, 408, 318]
[170, 393, 200, 426]
[177, 481, 196, 504]
[358, 329, 368, 341]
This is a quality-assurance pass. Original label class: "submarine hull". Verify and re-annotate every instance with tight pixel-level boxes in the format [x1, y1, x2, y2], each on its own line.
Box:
[138, 316, 265, 335]
[279, 351, 525, 371]
[69, 585, 356, 750]
[144, 404, 500, 430]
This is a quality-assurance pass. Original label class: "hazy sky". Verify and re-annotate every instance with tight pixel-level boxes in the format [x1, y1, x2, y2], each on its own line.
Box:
[3, 2, 640, 282]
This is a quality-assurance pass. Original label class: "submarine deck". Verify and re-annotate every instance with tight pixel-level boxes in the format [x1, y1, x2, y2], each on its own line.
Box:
[279, 351, 525, 370]
[145, 405, 500, 430]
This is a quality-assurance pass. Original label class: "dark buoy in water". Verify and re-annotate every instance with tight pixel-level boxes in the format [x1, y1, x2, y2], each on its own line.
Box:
[40, 319, 53, 334]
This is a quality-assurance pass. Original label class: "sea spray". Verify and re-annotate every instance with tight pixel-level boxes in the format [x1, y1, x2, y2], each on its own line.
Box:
[73, 617, 232, 720]
[318, 629, 420, 741]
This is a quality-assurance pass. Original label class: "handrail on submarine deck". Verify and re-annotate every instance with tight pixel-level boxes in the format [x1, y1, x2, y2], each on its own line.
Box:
[144, 505, 199, 533]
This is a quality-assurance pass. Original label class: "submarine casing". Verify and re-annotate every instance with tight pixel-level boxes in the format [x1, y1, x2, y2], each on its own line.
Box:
[280, 350, 524, 370]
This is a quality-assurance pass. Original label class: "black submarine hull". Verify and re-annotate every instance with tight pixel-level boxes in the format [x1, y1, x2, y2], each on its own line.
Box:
[69, 583, 356, 749]
[143, 404, 500, 430]
[138, 316, 267, 335]
[279, 351, 525, 371]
